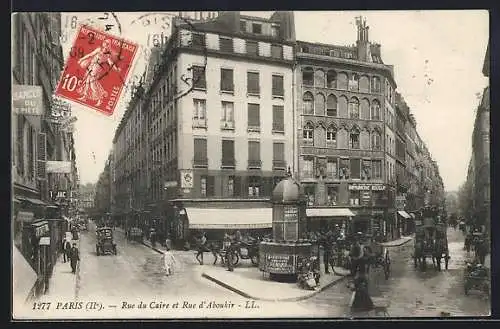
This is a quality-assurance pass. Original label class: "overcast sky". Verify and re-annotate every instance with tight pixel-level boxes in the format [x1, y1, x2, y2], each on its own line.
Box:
[61, 11, 489, 192]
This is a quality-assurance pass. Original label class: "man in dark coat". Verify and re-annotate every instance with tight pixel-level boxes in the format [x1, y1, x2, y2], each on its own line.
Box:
[69, 243, 80, 274]
[323, 228, 334, 274]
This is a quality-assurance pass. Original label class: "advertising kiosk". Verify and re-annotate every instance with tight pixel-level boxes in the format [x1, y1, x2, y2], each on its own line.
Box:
[259, 172, 312, 279]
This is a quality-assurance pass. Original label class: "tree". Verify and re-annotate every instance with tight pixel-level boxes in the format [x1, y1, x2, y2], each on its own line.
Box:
[457, 180, 473, 221]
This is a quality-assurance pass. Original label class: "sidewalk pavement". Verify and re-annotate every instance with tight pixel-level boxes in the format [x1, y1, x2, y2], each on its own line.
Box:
[202, 263, 350, 302]
[380, 235, 414, 247]
[40, 239, 80, 301]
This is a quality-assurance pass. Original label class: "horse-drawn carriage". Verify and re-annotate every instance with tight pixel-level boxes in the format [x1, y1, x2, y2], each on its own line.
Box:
[96, 227, 117, 256]
[412, 208, 449, 271]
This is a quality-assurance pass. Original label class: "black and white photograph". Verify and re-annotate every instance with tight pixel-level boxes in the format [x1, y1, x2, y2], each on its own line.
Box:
[11, 10, 490, 319]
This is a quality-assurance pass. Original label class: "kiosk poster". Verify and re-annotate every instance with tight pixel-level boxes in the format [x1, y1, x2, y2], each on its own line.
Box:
[11, 10, 490, 320]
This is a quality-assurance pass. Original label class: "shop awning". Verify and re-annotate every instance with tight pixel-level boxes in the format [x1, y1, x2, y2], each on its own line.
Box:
[13, 246, 37, 303]
[23, 198, 46, 206]
[398, 211, 411, 219]
[185, 208, 272, 229]
[306, 208, 355, 218]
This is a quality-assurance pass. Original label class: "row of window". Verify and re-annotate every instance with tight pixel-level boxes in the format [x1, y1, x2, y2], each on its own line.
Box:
[191, 32, 286, 60]
[303, 92, 381, 120]
[193, 99, 285, 133]
[302, 185, 386, 207]
[200, 175, 285, 198]
[302, 68, 382, 93]
[303, 123, 382, 151]
[193, 139, 286, 170]
[301, 157, 383, 180]
[192, 67, 285, 97]
[240, 19, 281, 38]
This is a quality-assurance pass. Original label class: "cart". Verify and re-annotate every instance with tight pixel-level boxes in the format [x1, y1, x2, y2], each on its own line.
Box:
[96, 227, 117, 256]
[364, 240, 391, 280]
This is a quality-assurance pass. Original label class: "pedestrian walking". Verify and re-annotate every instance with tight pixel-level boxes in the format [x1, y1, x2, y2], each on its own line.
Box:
[63, 237, 72, 263]
[69, 243, 80, 274]
[195, 232, 207, 265]
[162, 250, 177, 276]
[323, 228, 334, 274]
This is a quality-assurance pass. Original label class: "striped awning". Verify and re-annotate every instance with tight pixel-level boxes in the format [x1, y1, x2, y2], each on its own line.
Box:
[185, 208, 272, 229]
[306, 208, 355, 218]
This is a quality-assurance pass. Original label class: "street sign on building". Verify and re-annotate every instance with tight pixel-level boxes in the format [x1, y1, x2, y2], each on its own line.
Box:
[12, 85, 44, 115]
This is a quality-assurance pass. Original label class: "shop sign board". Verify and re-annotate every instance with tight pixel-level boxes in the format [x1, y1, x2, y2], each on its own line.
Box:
[283, 206, 298, 222]
[39, 237, 50, 246]
[180, 170, 193, 189]
[349, 184, 386, 191]
[12, 85, 44, 115]
[263, 254, 295, 274]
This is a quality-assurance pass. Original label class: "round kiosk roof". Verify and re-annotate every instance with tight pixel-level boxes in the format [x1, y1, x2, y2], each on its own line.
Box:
[271, 175, 304, 204]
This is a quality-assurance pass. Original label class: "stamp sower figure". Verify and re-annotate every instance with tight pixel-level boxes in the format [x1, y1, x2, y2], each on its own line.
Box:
[69, 243, 80, 274]
[76, 39, 121, 106]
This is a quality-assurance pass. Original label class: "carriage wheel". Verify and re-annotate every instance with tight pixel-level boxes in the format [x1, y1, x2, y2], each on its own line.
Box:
[384, 252, 391, 280]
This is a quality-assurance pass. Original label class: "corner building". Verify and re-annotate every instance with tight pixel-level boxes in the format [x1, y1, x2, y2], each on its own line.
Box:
[142, 12, 296, 243]
[295, 18, 396, 237]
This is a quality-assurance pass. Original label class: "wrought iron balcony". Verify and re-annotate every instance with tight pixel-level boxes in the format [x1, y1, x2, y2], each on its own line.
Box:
[272, 160, 287, 170]
[193, 158, 208, 168]
[221, 159, 236, 168]
[248, 159, 262, 169]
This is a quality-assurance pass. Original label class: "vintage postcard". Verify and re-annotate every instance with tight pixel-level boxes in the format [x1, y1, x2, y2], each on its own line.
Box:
[11, 11, 490, 320]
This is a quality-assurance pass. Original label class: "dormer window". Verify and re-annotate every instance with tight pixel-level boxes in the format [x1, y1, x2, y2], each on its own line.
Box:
[240, 20, 247, 32]
[271, 24, 280, 37]
[252, 23, 262, 34]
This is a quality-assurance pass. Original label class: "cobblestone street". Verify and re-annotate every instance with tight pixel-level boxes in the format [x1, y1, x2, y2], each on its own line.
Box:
[304, 227, 490, 317]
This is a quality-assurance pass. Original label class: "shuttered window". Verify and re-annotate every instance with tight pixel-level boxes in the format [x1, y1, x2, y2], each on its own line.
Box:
[219, 37, 233, 52]
[272, 75, 284, 97]
[192, 66, 206, 89]
[351, 158, 361, 179]
[193, 138, 207, 167]
[248, 141, 260, 161]
[233, 176, 242, 196]
[271, 44, 283, 59]
[221, 68, 234, 92]
[206, 176, 215, 196]
[17, 116, 24, 175]
[246, 41, 259, 56]
[222, 140, 235, 167]
[247, 103, 260, 129]
[272, 105, 284, 132]
[247, 72, 260, 94]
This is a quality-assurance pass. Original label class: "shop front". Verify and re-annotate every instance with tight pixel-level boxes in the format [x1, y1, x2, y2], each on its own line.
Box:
[397, 210, 413, 236]
[305, 208, 354, 236]
[182, 207, 273, 242]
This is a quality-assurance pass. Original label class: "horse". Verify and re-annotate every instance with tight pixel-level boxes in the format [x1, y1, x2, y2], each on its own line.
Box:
[205, 240, 225, 265]
[413, 240, 427, 270]
[432, 238, 448, 271]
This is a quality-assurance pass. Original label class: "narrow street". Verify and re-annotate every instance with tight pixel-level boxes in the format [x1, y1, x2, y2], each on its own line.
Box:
[304, 227, 490, 317]
[74, 221, 326, 318]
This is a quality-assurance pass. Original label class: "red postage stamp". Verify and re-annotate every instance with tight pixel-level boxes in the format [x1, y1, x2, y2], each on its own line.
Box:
[55, 25, 139, 116]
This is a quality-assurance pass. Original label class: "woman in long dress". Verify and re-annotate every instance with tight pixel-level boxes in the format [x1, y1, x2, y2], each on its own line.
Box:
[76, 39, 121, 106]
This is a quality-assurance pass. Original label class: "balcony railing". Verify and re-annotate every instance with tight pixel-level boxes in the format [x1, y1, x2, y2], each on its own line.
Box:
[248, 159, 262, 169]
[221, 120, 235, 130]
[193, 118, 207, 128]
[272, 123, 284, 133]
[193, 158, 208, 168]
[273, 160, 287, 170]
[221, 159, 236, 168]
